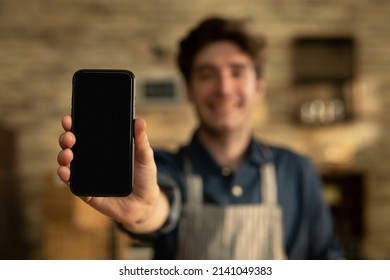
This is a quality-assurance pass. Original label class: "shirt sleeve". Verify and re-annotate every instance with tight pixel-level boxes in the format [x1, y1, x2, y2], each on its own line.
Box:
[301, 157, 343, 259]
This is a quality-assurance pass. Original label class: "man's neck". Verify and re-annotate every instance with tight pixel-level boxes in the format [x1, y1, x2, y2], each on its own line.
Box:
[197, 125, 252, 170]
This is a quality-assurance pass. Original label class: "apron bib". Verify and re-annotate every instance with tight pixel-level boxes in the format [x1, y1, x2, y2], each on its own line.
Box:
[177, 158, 286, 260]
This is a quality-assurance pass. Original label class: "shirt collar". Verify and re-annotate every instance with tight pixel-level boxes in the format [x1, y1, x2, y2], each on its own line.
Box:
[185, 131, 269, 174]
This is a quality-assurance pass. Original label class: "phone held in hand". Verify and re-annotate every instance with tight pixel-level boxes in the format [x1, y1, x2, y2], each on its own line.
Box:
[70, 69, 135, 197]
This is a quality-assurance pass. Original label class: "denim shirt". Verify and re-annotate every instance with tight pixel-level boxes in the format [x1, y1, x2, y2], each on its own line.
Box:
[128, 133, 342, 260]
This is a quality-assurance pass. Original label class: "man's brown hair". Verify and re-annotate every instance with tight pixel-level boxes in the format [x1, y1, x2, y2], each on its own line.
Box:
[177, 16, 266, 82]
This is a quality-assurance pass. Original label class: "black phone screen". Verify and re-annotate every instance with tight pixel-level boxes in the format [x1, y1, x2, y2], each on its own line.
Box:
[70, 69, 135, 196]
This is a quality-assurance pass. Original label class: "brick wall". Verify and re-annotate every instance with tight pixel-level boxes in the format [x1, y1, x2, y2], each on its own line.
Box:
[1, 0, 389, 259]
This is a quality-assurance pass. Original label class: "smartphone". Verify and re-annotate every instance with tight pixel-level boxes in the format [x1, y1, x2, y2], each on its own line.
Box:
[70, 69, 135, 196]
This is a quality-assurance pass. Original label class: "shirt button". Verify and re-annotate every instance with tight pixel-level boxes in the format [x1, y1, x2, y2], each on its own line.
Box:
[231, 185, 243, 197]
[221, 167, 232, 176]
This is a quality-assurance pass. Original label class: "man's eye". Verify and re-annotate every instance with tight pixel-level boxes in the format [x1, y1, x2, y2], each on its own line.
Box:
[198, 71, 215, 80]
[232, 69, 245, 78]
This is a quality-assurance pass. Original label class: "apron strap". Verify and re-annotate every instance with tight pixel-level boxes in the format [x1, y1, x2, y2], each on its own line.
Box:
[258, 143, 278, 205]
[184, 156, 203, 205]
[261, 163, 278, 205]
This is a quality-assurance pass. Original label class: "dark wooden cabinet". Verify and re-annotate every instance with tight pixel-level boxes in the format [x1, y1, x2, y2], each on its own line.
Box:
[0, 127, 28, 259]
[322, 169, 365, 259]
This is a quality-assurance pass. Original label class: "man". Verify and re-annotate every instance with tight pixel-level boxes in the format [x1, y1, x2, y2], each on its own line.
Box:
[57, 17, 341, 259]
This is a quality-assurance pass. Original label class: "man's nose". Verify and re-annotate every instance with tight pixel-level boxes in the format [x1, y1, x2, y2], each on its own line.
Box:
[217, 73, 233, 96]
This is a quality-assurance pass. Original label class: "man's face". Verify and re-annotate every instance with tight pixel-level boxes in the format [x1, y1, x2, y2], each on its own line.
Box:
[187, 41, 264, 134]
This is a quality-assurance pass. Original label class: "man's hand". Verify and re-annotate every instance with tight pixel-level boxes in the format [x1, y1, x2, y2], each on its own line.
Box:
[57, 115, 169, 233]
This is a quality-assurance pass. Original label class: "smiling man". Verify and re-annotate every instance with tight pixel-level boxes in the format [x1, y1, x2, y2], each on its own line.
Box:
[57, 16, 342, 259]
[186, 40, 264, 170]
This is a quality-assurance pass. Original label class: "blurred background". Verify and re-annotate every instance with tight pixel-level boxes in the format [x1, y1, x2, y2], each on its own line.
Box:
[1, 0, 389, 260]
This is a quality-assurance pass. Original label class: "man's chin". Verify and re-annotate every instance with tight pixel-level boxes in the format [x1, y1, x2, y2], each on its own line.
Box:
[201, 122, 237, 136]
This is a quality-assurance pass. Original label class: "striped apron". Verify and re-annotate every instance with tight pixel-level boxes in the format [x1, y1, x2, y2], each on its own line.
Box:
[177, 159, 286, 260]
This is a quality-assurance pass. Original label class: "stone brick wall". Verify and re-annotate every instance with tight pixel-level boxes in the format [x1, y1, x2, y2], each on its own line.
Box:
[1, 0, 389, 259]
